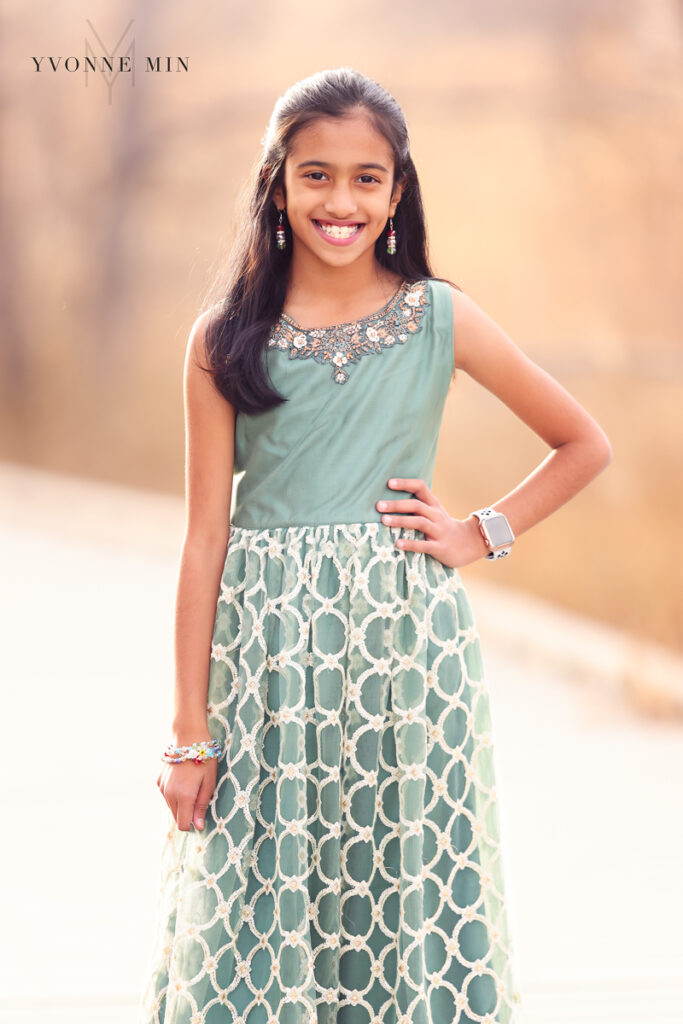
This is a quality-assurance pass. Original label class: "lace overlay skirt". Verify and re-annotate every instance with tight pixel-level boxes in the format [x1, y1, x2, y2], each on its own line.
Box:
[139, 521, 523, 1024]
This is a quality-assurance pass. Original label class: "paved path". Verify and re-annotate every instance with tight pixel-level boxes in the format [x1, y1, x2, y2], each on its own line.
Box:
[0, 463, 681, 1023]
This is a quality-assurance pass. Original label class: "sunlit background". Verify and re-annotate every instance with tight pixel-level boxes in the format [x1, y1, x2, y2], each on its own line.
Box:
[1, 2, 682, 1023]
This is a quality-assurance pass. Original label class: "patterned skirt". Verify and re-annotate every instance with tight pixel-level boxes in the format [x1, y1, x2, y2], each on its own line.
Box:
[138, 521, 523, 1024]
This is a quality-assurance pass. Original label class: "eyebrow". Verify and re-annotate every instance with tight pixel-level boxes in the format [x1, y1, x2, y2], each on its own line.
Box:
[295, 160, 389, 173]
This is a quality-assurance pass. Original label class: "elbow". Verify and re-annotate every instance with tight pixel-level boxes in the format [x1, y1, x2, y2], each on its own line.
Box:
[589, 429, 613, 474]
[558, 427, 613, 475]
[597, 428, 613, 468]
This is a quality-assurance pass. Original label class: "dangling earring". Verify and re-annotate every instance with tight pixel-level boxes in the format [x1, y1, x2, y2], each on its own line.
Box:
[276, 208, 286, 250]
[386, 216, 397, 255]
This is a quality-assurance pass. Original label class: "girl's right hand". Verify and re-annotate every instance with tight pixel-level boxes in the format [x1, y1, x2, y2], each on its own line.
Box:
[156, 756, 219, 832]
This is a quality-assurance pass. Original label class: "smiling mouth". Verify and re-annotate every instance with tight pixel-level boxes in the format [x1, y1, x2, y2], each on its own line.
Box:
[313, 219, 365, 238]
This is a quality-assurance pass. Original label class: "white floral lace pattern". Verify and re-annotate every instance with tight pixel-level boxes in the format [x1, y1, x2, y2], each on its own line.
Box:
[138, 521, 523, 1024]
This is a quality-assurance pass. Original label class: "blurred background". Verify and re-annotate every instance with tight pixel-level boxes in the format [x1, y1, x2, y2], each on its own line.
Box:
[1, 2, 682, 1023]
[2, 0, 682, 649]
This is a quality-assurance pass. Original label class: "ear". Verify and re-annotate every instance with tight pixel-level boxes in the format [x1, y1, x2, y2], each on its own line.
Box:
[389, 174, 406, 215]
[389, 186, 404, 216]
[262, 163, 285, 208]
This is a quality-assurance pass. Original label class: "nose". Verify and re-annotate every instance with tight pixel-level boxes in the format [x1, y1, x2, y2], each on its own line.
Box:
[323, 182, 358, 219]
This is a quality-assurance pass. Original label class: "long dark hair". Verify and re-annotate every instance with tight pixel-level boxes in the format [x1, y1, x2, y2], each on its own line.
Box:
[199, 67, 462, 415]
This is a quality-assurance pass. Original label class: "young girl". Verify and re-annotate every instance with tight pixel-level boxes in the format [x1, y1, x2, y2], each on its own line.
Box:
[139, 67, 612, 1024]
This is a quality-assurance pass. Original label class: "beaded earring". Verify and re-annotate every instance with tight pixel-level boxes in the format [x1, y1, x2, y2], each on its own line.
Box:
[276, 208, 286, 250]
[386, 216, 396, 255]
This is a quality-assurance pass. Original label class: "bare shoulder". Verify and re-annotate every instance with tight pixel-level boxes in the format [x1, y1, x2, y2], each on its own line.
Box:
[447, 286, 502, 373]
[446, 284, 612, 455]
[447, 284, 540, 378]
[186, 305, 221, 368]
[183, 303, 234, 417]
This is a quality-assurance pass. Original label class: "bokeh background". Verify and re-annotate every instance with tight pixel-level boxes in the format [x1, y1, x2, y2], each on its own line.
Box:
[1, 2, 682, 1023]
[3, 0, 682, 648]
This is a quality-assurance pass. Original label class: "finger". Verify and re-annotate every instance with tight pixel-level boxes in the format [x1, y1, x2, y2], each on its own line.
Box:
[382, 514, 435, 535]
[162, 788, 174, 817]
[193, 772, 216, 831]
[164, 774, 182, 826]
[388, 478, 441, 508]
[176, 791, 196, 832]
[395, 535, 440, 554]
[379, 502, 436, 520]
[378, 497, 431, 513]
[158, 773, 173, 813]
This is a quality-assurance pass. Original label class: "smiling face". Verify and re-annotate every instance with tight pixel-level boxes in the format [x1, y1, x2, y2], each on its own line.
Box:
[272, 110, 404, 269]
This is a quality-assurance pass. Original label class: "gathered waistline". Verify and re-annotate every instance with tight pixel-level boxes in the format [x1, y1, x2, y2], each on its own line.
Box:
[228, 520, 423, 539]
[224, 520, 464, 584]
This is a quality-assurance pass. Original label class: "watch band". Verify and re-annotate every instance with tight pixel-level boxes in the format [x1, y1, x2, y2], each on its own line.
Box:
[471, 507, 514, 560]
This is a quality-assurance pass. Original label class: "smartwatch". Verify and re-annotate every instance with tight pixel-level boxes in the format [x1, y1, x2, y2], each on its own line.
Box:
[471, 507, 515, 560]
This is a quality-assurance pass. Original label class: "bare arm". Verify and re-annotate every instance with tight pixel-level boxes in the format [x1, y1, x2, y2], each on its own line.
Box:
[171, 309, 236, 744]
[375, 289, 613, 566]
[451, 288, 612, 550]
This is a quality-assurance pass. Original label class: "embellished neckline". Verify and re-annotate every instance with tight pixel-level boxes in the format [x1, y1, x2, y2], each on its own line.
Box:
[268, 278, 431, 384]
[280, 279, 407, 332]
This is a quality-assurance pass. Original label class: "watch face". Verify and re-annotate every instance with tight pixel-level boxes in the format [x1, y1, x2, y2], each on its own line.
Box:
[485, 515, 514, 547]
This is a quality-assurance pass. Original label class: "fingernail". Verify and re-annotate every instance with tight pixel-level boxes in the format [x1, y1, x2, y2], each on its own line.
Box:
[197, 818, 204, 829]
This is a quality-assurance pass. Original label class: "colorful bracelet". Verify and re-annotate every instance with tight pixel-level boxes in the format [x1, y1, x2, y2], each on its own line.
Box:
[161, 738, 222, 765]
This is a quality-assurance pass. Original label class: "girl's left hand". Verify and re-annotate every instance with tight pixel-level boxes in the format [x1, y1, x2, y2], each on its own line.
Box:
[376, 477, 490, 569]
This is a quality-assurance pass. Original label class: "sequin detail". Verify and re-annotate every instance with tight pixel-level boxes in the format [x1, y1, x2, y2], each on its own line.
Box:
[267, 279, 431, 384]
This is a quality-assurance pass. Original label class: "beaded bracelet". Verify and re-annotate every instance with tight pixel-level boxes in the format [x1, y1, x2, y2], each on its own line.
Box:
[161, 738, 222, 765]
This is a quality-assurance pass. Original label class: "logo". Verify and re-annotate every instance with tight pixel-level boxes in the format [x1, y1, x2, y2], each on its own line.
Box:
[30, 19, 189, 104]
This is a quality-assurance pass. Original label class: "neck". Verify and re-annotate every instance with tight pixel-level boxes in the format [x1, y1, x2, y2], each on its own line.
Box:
[285, 249, 401, 308]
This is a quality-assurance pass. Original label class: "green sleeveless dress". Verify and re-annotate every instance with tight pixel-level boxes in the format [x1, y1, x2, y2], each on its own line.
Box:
[138, 278, 523, 1024]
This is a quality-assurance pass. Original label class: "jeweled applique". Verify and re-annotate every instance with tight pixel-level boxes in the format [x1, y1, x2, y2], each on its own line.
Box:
[267, 278, 431, 384]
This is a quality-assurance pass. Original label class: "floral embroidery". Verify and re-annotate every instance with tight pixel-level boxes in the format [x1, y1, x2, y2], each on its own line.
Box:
[267, 278, 431, 384]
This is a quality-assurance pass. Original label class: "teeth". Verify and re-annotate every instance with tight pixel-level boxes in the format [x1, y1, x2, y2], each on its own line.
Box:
[316, 221, 361, 238]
